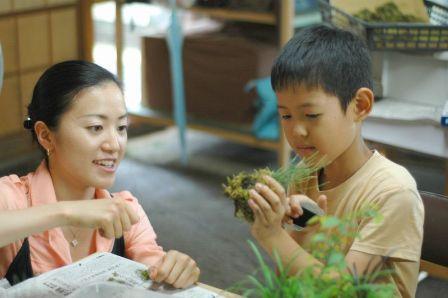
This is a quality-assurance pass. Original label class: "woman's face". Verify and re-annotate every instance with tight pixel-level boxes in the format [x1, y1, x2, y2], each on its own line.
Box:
[49, 81, 128, 190]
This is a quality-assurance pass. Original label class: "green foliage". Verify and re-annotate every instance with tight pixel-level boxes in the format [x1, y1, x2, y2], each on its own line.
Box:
[355, 2, 424, 23]
[223, 154, 325, 223]
[137, 269, 150, 281]
[237, 208, 396, 298]
[223, 168, 272, 223]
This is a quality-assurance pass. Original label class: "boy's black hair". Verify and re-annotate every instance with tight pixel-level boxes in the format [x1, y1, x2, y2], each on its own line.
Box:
[271, 24, 372, 111]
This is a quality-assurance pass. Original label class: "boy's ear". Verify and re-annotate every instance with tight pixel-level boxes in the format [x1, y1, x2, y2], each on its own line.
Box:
[352, 87, 374, 121]
[34, 121, 55, 152]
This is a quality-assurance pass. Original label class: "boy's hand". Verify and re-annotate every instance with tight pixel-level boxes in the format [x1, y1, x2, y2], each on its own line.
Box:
[150, 250, 200, 289]
[289, 194, 327, 217]
[248, 175, 288, 241]
[288, 194, 327, 230]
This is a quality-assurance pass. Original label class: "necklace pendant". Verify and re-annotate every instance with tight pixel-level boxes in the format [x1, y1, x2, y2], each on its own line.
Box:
[71, 239, 78, 247]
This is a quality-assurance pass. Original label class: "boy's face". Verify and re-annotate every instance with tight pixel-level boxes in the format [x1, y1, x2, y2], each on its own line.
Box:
[276, 85, 358, 163]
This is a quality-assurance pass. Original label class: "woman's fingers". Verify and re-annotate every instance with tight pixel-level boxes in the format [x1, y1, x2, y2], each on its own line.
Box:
[100, 220, 115, 239]
[153, 251, 200, 289]
[120, 211, 132, 233]
[172, 259, 197, 288]
[122, 201, 140, 224]
[153, 253, 175, 283]
[153, 250, 200, 288]
[64, 197, 141, 239]
[112, 214, 123, 238]
[184, 267, 200, 287]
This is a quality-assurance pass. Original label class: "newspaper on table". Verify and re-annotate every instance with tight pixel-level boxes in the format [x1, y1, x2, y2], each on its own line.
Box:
[4, 252, 223, 298]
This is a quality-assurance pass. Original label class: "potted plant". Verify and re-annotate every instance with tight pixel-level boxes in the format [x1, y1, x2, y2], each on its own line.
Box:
[233, 208, 395, 298]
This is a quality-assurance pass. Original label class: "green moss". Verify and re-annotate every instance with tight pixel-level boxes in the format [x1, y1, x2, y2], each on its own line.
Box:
[137, 269, 150, 281]
[223, 154, 325, 223]
[223, 168, 271, 223]
[354, 2, 424, 23]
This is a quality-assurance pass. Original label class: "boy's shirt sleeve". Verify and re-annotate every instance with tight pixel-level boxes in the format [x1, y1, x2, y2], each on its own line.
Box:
[350, 187, 424, 262]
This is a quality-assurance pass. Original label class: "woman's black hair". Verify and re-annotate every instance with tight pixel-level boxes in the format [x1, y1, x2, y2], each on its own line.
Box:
[24, 60, 123, 156]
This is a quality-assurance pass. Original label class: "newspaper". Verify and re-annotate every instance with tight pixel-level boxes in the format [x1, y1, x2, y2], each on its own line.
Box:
[3, 252, 222, 298]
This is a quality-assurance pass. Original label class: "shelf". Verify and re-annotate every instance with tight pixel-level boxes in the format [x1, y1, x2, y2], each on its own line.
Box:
[188, 7, 276, 25]
[188, 7, 322, 28]
[128, 105, 280, 151]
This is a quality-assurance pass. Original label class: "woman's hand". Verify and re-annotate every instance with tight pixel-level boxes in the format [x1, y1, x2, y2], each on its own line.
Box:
[150, 250, 200, 288]
[248, 175, 288, 242]
[60, 197, 140, 239]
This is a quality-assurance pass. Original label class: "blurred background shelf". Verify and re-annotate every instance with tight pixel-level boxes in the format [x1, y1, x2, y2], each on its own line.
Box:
[125, 0, 297, 166]
[188, 7, 276, 25]
[128, 105, 280, 151]
[188, 6, 321, 28]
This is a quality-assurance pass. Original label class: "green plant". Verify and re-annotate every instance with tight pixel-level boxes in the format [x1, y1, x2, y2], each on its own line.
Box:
[354, 2, 424, 23]
[223, 154, 326, 223]
[236, 208, 396, 298]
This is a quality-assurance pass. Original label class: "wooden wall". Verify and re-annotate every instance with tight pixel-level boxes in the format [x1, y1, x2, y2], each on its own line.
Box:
[0, 0, 81, 138]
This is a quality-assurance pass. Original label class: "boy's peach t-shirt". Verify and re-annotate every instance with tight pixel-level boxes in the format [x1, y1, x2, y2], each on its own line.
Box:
[297, 151, 424, 298]
[0, 161, 165, 277]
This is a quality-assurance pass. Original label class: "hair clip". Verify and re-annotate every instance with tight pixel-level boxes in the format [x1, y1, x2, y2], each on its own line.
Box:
[23, 117, 33, 130]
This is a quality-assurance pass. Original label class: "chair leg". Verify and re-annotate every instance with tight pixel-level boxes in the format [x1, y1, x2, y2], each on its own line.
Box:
[420, 260, 448, 280]
[445, 161, 448, 196]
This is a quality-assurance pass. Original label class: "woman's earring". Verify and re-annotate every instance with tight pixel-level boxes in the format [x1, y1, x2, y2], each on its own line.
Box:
[46, 148, 51, 157]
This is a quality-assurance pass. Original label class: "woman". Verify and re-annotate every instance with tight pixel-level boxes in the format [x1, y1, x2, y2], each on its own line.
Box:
[0, 60, 200, 288]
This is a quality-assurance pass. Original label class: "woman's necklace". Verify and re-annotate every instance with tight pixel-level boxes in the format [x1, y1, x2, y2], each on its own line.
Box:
[66, 227, 80, 247]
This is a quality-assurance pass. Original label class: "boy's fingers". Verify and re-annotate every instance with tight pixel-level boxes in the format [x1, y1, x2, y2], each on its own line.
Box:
[248, 199, 269, 226]
[289, 195, 303, 216]
[317, 195, 328, 213]
[284, 202, 292, 216]
[282, 215, 293, 225]
[254, 183, 281, 213]
[307, 174, 320, 200]
[250, 189, 274, 216]
[263, 175, 287, 206]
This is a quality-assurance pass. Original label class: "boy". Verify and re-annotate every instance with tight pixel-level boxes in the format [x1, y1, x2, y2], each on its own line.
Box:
[248, 24, 424, 298]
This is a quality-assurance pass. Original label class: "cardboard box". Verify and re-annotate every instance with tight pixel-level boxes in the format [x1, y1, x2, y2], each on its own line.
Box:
[142, 33, 277, 124]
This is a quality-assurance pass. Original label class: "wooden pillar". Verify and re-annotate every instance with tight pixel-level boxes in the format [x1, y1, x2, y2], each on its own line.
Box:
[79, 0, 94, 61]
[277, 0, 294, 167]
[115, 0, 124, 80]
